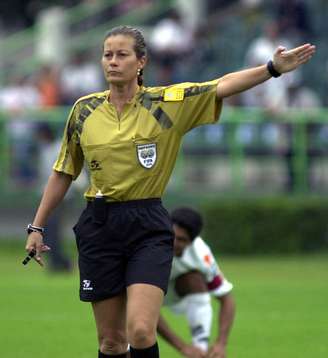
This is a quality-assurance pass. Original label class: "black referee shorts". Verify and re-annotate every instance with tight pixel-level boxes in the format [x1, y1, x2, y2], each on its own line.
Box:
[73, 198, 174, 302]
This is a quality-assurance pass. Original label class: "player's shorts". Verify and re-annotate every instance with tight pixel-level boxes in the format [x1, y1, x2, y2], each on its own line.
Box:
[73, 198, 174, 302]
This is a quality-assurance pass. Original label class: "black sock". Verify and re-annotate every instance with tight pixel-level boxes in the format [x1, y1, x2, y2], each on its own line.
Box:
[130, 342, 159, 358]
[98, 350, 128, 357]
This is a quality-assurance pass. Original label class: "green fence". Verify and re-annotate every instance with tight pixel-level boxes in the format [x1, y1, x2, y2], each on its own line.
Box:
[0, 106, 328, 207]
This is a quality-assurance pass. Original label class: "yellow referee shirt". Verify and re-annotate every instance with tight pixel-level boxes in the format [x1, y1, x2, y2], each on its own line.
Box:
[53, 79, 222, 201]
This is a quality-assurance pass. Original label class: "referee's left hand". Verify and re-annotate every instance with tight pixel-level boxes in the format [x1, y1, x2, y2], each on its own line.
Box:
[25, 232, 51, 266]
[272, 43, 316, 74]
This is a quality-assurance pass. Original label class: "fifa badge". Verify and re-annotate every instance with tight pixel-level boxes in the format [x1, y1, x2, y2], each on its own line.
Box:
[136, 143, 157, 169]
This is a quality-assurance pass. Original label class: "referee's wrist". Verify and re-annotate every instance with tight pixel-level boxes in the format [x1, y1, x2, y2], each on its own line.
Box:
[267, 60, 282, 78]
[26, 223, 45, 235]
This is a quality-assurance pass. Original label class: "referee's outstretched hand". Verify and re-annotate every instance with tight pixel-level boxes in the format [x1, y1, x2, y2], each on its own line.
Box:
[272, 43, 316, 74]
[25, 232, 51, 267]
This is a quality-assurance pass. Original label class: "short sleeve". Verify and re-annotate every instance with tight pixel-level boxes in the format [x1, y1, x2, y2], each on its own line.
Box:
[210, 278, 233, 297]
[193, 238, 233, 297]
[53, 103, 84, 180]
[203, 256, 233, 297]
[166, 79, 222, 134]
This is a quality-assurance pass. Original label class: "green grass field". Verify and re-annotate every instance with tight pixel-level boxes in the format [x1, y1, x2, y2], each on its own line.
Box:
[1, 241, 327, 357]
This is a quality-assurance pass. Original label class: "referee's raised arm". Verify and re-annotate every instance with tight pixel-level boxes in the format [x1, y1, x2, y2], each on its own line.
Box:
[216, 43, 315, 99]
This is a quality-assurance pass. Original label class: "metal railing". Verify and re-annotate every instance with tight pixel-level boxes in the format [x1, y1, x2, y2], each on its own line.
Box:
[176, 107, 328, 196]
[0, 106, 327, 207]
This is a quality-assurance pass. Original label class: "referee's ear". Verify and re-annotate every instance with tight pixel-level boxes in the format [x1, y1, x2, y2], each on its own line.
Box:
[138, 55, 147, 69]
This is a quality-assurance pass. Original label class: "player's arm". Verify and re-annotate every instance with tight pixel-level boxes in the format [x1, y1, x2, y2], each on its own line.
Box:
[25, 170, 72, 265]
[207, 293, 236, 358]
[216, 43, 315, 99]
[157, 314, 206, 358]
[201, 245, 235, 358]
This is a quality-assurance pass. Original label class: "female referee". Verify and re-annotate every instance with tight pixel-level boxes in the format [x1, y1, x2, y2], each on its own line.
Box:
[25, 26, 315, 357]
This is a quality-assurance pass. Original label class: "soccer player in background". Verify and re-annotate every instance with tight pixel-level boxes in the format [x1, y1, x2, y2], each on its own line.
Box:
[158, 207, 235, 358]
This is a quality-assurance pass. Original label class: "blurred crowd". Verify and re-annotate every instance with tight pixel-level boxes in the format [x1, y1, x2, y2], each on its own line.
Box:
[0, 0, 324, 107]
[0, 0, 327, 193]
[0, 0, 327, 270]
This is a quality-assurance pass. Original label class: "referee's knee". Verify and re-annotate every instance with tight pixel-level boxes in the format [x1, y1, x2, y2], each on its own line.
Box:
[98, 330, 128, 355]
[127, 320, 156, 348]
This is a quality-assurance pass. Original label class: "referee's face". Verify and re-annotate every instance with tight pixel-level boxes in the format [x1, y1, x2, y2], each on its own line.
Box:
[102, 34, 144, 86]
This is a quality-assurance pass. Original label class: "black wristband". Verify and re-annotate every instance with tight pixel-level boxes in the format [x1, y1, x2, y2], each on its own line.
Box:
[267, 60, 281, 78]
[26, 223, 44, 235]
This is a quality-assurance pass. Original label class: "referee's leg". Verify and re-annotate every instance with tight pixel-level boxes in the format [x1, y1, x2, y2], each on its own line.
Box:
[127, 283, 163, 357]
[92, 291, 129, 357]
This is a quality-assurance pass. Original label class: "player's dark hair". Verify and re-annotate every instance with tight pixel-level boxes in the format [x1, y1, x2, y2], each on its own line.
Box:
[104, 25, 147, 86]
[171, 207, 203, 241]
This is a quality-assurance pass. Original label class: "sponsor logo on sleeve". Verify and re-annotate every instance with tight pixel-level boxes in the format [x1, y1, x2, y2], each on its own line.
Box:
[163, 88, 184, 101]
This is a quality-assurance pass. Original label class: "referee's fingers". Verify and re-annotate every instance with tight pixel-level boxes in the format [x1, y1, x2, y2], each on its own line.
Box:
[41, 244, 51, 252]
[25, 231, 46, 266]
[275, 46, 286, 54]
[34, 255, 44, 266]
[282, 43, 315, 57]
[25, 243, 35, 252]
[35, 243, 45, 266]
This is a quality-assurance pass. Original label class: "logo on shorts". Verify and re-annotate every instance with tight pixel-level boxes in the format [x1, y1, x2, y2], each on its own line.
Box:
[136, 143, 157, 169]
[90, 160, 102, 171]
[82, 279, 93, 291]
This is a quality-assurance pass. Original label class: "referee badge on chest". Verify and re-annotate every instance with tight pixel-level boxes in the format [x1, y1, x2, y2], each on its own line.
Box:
[136, 143, 157, 169]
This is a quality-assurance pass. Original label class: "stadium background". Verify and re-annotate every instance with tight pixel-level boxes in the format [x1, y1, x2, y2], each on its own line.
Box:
[0, 1, 327, 357]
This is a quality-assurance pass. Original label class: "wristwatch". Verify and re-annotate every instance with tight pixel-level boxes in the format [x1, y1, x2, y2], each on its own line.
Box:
[26, 224, 45, 235]
[267, 60, 282, 78]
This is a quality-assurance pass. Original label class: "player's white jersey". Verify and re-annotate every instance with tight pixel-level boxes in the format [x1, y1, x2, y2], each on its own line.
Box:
[170, 236, 233, 298]
[164, 237, 233, 349]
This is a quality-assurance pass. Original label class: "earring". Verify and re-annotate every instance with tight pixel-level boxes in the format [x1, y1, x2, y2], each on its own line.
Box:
[137, 68, 141, 76]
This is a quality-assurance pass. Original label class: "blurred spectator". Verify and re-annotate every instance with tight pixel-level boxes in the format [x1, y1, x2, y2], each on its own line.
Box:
[286, 80, 323, 192]
[0, 0, 36, 31]
[0, 75, 40, 186]
[287, 81, 322, 110]
[187, 24, 216, 77]
[37, 123, 72, 272]
[240, 19, 305, 192]
[36, 64, 62, 108]
[175, 0, 206, 33]
[207, 0, 239, 13]
[242, 19, 295, 112]
[114, 0, 153, 15]
[60, 49, 104, 104]
[325, 60, 328, 107]
[239, 20, 293, 154]
[276, 0, 312, 42]
[36, 121, 88, 271]
[0, 75, 40, 111]
[71, 0, 110, 33]
[35, 6, 68, 66]
[240, 0, 263, 8]
[149, 9, 195, 84]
